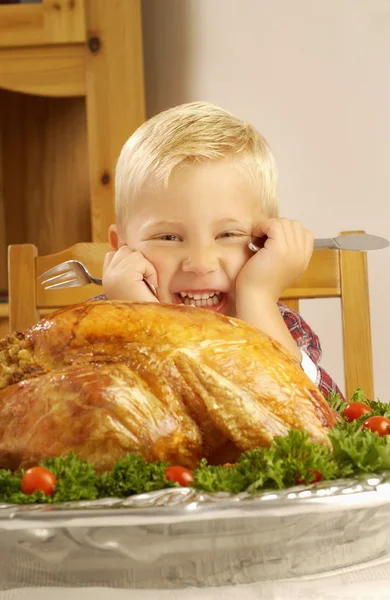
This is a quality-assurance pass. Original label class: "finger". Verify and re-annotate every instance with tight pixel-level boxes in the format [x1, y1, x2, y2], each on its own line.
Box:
[251, 218, 291, 253]
[103, 251, 115, 272]
[141, 258, 159, 290]
[284, 221, 311, 266]
[304, 230, 314, 260]
[131, 252, 159, 290]
[287, 220, 304, 248]
[114, 245, 135, 266]
[276, 218, 296, 247]
[288, 223, 313, 269]
[250, 218, 274, 250]
[251, 217, 273, 239]
[260, 218, 291, 247]
[289, 222, 313, 252]
[281, 219, 307, 252]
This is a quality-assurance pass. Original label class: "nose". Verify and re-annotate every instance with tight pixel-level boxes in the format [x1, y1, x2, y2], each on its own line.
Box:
[182, 246, 219, 275]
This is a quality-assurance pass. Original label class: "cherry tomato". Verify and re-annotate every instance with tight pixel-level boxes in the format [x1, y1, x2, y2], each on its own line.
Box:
[294, 470, 323, 486]
[165, 466, 194, 487]
[343, 402, 371, 422]
[311, 470, 323, 483]
[362, 416, 390, 437]
[21, 466, 57, 496]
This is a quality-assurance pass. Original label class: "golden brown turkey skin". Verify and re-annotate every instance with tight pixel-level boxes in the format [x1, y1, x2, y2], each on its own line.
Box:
[0, 364, 203, 473]
[0, 301, 340, 472]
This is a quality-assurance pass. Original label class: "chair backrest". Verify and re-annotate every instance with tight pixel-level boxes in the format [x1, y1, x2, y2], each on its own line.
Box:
[7, 234, 374, 400]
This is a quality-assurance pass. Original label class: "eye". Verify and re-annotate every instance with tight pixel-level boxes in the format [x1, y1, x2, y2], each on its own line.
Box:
[154, 234, 182, 242]
[217, 231, 247, 239]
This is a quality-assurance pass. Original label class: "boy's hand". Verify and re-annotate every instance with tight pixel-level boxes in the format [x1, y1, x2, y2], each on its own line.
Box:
[236, 218, 313, 302]
[235, 218, 313, 361]
[102, 246, 159, 303]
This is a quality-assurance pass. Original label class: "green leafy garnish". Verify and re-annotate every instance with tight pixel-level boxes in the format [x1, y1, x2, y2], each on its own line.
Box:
[0, 469, 22, 501]
[330, 423, 390, 475]
[42, 454, 99, 502]
[327, 391, 347, 414]
[98, 454, 175, 498]
[194, 430, 339, 494]
[0, 469, 47, 504]
[360, 400, 390, 420]
[193, 459, 247, 494]
[251, 429, 339, 489]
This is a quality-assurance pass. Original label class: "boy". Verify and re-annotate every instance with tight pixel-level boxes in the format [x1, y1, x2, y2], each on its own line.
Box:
[102, 101, 342, 399]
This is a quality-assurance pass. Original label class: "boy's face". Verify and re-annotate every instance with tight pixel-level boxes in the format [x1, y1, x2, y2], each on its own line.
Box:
[116, 160, 262, 317]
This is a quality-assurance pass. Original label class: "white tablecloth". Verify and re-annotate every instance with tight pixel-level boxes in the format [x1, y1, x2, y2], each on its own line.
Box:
[2, 554, 390, 600]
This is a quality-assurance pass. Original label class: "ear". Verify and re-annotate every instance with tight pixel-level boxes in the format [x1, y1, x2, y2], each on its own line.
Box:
[108, 224, 126, 250]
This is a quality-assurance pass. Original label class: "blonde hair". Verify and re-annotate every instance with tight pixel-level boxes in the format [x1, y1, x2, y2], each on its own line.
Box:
[115, 101, 279, 223]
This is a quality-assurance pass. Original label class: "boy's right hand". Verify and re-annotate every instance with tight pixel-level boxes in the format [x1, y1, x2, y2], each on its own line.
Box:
[102, 246, 159, 303]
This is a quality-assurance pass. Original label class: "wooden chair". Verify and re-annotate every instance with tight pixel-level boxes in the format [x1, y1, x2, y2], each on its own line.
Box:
[7, 235, 374, 400]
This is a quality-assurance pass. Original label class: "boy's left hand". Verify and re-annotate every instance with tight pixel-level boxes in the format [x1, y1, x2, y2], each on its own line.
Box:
[236, 218, 314, 302]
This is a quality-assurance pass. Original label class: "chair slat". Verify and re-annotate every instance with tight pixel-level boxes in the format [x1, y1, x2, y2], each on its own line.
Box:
[8, 244, 39, 331]
[282, 249, 340, 299]
[340, 248, 374, 400]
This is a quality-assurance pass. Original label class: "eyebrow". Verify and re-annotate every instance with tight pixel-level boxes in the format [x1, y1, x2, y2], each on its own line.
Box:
[141, 218, 252, 229]
[215, 218, 252, 226]
[142, 219, 183, 228]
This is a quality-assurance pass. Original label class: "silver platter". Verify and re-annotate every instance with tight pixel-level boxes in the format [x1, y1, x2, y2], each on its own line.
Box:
[1, 473, 390, 590]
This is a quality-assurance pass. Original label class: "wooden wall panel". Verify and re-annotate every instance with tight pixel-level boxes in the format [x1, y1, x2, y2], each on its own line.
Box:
[0, 90, 92, 274]
[0, 3, 43, 48]
[84, 0, 146, 241]
[0, 90, 91, 287]
[43, 0, 86, 44]
[0, 0, 146, 293]
[0, 44, 86, 97]
[0, 0, 86, 48]
[0, 98, 6, 292]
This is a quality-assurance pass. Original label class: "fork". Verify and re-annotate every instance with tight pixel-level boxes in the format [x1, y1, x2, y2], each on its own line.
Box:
[38, 260, 158, 298]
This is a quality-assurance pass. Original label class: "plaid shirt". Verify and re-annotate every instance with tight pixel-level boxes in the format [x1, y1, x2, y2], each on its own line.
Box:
[278, 302, 343, 399]
[91, 295, 343, 400]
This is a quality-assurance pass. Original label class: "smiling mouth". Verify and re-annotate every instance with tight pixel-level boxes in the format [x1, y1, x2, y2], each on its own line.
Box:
[175, 291, 225, 308]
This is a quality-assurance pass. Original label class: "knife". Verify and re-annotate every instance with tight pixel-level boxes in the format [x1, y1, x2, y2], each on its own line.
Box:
[248, 233, 389, 253]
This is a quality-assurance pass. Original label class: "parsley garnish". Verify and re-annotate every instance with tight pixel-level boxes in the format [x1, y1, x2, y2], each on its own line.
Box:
[194, 430, 339, 494]
[98, 454, 175, 497]
[42, 453, 99, 502]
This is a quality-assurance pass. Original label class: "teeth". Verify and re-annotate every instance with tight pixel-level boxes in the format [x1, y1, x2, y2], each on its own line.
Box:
[180, 292, 222, 308]
[179, 291, 220, 300]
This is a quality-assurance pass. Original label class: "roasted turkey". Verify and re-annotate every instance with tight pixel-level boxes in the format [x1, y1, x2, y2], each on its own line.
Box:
[0, 301, 339, 473]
